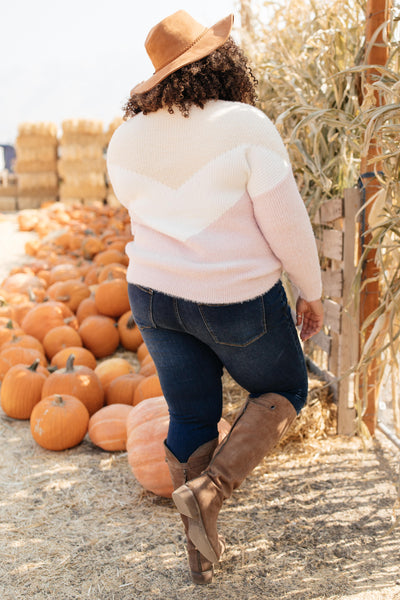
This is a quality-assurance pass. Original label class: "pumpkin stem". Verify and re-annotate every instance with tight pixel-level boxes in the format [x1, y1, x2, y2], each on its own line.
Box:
[66, 354, 75, 372]
[52, 395, 65, 407]
[27, 287, 36, 302]
[28, 358, 41, 372]
[5, 319, 14, 329]
[127, 314, 136, 330]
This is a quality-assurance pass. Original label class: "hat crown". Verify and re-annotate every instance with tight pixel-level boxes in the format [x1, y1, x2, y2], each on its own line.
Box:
[145, 10, 207, 72]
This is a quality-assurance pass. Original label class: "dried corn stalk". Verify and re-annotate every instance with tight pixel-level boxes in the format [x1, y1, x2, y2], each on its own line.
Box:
[246, 0, 400, 436]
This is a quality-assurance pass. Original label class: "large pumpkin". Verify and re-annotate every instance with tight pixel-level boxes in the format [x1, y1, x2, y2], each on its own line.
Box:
[41, 354, 104, 416]
[21, 301, 78, 342]
[126, 396, 231, 498]
[88, 403, 133, 451]
[30, 393, 89, 451]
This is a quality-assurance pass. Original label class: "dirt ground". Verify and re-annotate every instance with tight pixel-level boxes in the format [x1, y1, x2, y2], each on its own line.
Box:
[1, 212, 400, 600]
[1, 413, 399, 600]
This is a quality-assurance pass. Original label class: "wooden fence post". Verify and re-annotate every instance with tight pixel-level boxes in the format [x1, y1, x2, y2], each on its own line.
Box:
[337, 188, 360, 435]
[305, 189, 361, 434]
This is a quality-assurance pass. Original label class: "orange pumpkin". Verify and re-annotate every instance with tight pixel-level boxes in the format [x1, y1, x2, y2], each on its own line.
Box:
[48, 263, 81, 285]
[138, 358, 157, 377]
[43, 325, 83, 360]
[81, 236, 106, 260]
[83, 265, 103, 286]
[88, 403, 133, 451]
[0, 320, 27, 347]
[78, 315, 120, 358]
[97, 263, 127, 283]
[0, 346, 47, 381]
[105, 373, 145, 405]
[50, 346, 97, 370]
[0, 359, 48, 419]
[0, 334, 45, 355]
[94, 278, 130, 318]
[126, 396, 230, 498]
[42, 354, 104, 416]
[117, 312, 143, 352]
[46, 279, 91, 313]
[0, 301, 16, 321]
[1, 272, 46, 297]
[76, 296, 99, 323]
[30, 394, 89, 451]
[21, 301, 78, 342]
[133, 374, 163, 406]
[11, 301, 37, 325]
[94, 357, 135, 392]
[93, 249, 128, 267]
[137, 342, 150, 362]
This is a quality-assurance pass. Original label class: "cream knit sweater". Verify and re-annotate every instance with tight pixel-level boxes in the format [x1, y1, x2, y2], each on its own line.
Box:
[107, 100, 322, 304]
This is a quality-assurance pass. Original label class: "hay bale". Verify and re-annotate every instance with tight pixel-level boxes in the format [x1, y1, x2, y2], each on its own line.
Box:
[61, 118, 103, 136]
[17, 121, 58, 142]
[17, 172, 58, 195]
[57, 158, 106, 178]
[59, 144, 104, 161]
[59, 173, 106, 199]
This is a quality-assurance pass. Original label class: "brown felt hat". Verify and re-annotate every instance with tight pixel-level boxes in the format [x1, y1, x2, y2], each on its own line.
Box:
[130, 10, 234, 95]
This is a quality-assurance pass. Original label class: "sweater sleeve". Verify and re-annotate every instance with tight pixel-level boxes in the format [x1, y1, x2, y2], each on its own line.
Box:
[246, 145, 322, 302]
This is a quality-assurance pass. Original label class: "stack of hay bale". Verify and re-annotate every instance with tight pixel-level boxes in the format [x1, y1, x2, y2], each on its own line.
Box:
[105, 117, 123, 207]
[58, 119, 106, 205]
[14, 122, 58, 209]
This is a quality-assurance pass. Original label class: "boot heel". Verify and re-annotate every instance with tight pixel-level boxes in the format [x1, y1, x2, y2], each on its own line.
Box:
[172, 484, 199, 519]
[173, 484, 220, 564]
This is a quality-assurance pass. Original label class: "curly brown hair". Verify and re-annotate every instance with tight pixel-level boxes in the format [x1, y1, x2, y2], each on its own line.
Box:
[123, 37, 258, 119]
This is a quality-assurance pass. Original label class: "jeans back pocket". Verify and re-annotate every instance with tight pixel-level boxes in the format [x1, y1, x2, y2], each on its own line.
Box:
[128, 283, 155, 330]
[198, 296, 267, 347]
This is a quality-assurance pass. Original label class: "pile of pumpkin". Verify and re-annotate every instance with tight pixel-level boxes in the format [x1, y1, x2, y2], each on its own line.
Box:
[0, 201, 230, 498]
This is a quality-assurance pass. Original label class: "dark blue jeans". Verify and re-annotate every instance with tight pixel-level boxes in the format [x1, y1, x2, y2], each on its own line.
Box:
[128, 280, 308, 462]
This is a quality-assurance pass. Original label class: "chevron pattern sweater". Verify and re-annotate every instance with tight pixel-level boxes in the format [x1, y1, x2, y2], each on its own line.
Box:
[106, 100, 322, 304]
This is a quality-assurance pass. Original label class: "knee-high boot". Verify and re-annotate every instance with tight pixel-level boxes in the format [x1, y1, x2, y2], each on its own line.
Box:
[171, 393, 297, 563]
[164, 438, 225, 584]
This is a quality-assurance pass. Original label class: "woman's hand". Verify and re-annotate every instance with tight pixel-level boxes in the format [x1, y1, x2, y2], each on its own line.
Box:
[295, 297, 324, 342]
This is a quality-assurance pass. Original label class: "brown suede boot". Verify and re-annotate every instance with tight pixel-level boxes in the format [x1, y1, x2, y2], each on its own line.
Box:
[172, 393, 297, 563]
[164, 438, 224, 584]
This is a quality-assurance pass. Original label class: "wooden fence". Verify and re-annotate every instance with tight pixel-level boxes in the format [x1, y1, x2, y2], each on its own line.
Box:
[304, 188, 361, 435]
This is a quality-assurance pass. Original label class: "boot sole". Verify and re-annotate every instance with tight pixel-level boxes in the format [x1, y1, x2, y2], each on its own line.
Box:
[172, 485, 220, 564]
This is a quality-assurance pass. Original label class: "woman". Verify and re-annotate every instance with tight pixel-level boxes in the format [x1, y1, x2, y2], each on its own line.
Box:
[107, 10, 323, 584]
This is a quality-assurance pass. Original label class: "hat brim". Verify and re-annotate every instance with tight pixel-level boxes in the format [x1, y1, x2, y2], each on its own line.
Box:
[130, 13, 234, 95]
